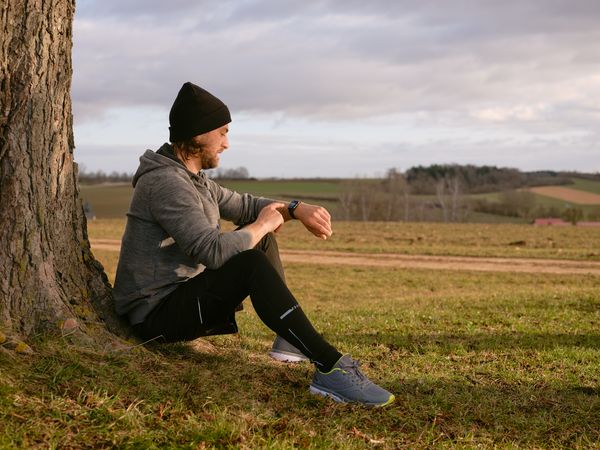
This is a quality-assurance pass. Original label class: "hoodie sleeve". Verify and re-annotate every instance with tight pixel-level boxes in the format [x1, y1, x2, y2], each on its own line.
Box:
[148, 169, 253, 269]
[207, 178, 275, 225]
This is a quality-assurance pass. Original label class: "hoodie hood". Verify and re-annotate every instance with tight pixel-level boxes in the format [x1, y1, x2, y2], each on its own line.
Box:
[132, 143, 207, 187]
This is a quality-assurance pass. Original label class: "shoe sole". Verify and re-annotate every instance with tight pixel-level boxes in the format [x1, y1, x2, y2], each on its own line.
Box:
[269, 350, 308, 363]
[309, 385, 395, 407]
[309, 385, 347, 403]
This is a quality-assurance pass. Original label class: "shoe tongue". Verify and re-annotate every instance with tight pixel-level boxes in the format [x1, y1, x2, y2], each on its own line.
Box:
[337, 355, 369, 382]
[337, 354, 359, 370]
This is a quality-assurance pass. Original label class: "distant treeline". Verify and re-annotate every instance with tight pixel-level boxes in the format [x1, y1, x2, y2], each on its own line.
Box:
[78, 170, 132, 184]
[79, 164, 600, 223]
[78, 166, 254, 184]
[338, 165, 600, 223]
[210, 166, 252, 180]
[405, 164, 575, 194]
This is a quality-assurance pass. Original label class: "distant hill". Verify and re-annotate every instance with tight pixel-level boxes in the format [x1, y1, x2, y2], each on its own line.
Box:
[79, 164, 600, 222]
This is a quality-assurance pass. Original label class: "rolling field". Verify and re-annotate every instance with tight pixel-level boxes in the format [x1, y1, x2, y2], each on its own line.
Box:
[79, 179, 342, 219]
[570, 178, 600, 195]
[529, 186, 600, 205]
[80, 177, 600, 225]
[218, 179, 341, 200]
[88, 219, 600, 264]
[2, 220, 599, 448]
[80, 183, 133, 219]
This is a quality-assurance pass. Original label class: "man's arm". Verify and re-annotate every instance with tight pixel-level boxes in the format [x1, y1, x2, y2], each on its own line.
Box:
[209, 178, 274, 225]
[277, 201, 333, 240]
[243, 202, 286, 247]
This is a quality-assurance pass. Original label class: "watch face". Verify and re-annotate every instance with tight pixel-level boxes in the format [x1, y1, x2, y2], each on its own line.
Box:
[288, 200, 300, 217]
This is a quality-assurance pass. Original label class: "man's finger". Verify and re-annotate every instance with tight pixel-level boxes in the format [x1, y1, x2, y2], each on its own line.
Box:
[314, 217, 332, 235]
[308, 224, 332, 238]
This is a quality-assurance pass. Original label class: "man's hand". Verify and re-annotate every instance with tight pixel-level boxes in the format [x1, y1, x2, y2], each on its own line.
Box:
[293, 202, 333, 240]
[256, 202, 285, 234]
[243, 202, 285, 248]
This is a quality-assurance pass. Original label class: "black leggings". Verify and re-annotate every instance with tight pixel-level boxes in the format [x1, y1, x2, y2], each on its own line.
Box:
[134, 234, 341, 370]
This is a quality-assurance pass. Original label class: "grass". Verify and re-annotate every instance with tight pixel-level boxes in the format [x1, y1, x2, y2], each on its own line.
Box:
[570, 178, 600, 195]
[79, 180, 342, 220]
[80, 183, 133, 219]
[523, 177, 600, 212]
[218, 179, 341, 200]
[2, 261, 599, 448]
[79, 179, 600, 228]
[88, 219, 600, 261]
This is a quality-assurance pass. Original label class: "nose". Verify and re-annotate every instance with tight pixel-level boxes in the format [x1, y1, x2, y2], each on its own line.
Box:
[222, 136, 229, 150]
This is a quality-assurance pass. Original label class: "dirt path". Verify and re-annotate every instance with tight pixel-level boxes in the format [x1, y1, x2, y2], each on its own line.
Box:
[90, 239, 600, 276]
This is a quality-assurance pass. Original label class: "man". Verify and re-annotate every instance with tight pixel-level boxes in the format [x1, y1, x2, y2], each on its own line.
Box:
[113, 82, 394, 407]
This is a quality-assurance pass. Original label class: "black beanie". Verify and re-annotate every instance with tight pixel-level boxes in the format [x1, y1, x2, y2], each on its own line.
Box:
[169, 82, 231, 142]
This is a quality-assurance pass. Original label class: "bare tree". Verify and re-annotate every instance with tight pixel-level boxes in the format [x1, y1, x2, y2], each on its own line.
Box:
[338, 181, 355, 220]
[436, 179, 449, 222]
[436, 176, 464, 222]
[0, 0, 128, 341]
[338, 179, 379, 221]
[403, 185, 411, 222]
[358, 181, 378, 221]
[384, 168, 408, 221]
[449, 176, 462, 222]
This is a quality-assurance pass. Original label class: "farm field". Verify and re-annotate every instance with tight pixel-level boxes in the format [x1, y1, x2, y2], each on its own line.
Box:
[79, 177, 600, 225]
[2, 221, 599, 448]
[88, 219, 600, 265]
[570, 178, 600, 195]
[218, 179, 341, 200]
[79, 179, 343, 219]
[79, 183, 133, 219]
[529, 186, 600, 205]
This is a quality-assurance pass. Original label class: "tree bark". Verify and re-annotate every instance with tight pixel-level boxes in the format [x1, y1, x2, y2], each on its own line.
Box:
[0, 0, 130, 340]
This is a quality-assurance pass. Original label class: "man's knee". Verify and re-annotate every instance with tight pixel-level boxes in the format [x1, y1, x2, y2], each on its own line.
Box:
[255, 231, 278, 251]
[236, 248, 271, 266]
[254, 232, 285, 281]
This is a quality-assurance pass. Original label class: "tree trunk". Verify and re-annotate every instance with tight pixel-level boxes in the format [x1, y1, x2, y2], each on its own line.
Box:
[0, 0, 129, 340]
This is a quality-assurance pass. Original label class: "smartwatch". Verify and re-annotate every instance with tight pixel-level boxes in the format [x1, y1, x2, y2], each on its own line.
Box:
[288, 200, 301, 219]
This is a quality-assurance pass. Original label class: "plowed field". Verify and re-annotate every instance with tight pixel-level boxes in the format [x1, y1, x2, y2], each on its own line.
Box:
[529, 186, 600, 204]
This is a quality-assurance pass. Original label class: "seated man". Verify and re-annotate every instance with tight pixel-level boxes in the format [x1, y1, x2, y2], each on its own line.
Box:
[113, 82, 394, 407]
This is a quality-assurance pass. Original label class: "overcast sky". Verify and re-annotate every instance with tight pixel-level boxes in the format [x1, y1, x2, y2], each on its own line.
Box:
[72, 0, 600, 178]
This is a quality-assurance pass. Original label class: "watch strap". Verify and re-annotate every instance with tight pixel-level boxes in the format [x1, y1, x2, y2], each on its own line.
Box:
[288, 200, 301, 219]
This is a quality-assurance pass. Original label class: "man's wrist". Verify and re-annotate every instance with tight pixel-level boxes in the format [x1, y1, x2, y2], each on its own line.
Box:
[288, 200, 301, 219]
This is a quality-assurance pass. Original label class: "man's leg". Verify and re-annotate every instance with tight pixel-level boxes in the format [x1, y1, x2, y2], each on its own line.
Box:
[136, 247, 340, 368]
[253, 235, 394, 406]
[201, 249, 342, 370]
[254, 232, 309, 362]
[254, 232, 286, 281]
[137, 248, 394, 406]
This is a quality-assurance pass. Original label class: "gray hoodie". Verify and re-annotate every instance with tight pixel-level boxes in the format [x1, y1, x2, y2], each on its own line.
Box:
[113, 144, 273, 324]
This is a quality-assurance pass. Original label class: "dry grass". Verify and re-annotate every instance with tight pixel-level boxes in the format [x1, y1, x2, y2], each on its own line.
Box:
[3, 223, 599, 448]
[88, 219, 600, 261]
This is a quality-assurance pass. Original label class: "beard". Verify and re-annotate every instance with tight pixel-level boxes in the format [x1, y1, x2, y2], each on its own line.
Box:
[200, 151, 220, 170]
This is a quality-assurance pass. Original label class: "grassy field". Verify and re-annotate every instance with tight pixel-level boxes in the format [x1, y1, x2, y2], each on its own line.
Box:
[570, 178, 600, 195]
[79, 180, 342, 219]
[80, 177, 600, 225]
[529, 187, 600, 206]
[2, 249, 599, 447]
[218, 179, 341, 200]
[88, 219, 600, 263]
[80, 183, 133, 219]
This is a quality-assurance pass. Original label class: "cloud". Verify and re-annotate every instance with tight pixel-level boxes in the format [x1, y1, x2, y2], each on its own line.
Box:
[73, 1, 600, 118]
[72, 0, 600, 174]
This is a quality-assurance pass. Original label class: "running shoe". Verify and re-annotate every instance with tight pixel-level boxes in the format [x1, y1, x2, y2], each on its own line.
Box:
[310, 355, 395, 407]
[269, 335, 309, 362]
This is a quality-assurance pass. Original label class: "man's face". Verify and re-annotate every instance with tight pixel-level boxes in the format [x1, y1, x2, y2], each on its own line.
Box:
[192, 124, 230, 169]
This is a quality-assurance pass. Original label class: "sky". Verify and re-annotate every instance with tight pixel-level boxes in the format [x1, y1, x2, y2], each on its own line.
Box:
[72, 0, 600, 178]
